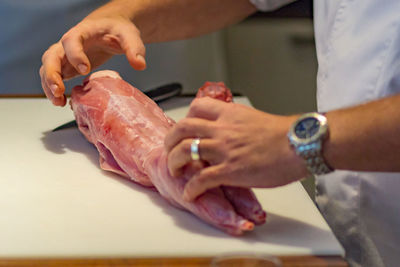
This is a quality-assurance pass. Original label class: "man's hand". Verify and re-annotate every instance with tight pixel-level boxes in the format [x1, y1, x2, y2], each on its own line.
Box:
[164, 97, 307, 201]
[39, 0, 257, 106]
[39, 16, 146, 106]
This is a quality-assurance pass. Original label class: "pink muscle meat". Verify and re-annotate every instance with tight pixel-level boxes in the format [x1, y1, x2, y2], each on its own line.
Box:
[196, 81, 233, 102]
[70, 70, 265, 235]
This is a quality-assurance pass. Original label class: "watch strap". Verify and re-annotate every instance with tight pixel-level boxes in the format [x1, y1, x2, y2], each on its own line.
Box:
[297, 141, 333, 175]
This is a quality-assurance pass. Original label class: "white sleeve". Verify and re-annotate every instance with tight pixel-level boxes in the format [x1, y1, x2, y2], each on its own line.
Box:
[249, 0, 297, 12]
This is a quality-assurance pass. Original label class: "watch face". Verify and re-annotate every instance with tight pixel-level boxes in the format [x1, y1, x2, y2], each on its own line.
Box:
[295, 117, 320, 139]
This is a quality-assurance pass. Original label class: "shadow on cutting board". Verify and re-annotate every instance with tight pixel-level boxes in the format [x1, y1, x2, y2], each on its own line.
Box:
[40, 128, 331, 247]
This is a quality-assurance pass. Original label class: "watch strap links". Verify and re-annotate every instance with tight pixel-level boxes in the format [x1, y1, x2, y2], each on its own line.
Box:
[297, 142, 333, 175]
[306, 154, 333, 175]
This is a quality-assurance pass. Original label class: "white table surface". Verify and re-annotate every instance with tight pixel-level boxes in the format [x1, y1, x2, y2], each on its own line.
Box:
[0, 97, 344, 258]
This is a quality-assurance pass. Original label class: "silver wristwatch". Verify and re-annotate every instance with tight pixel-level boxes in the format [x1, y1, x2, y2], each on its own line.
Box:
[287, 112, 333, 175]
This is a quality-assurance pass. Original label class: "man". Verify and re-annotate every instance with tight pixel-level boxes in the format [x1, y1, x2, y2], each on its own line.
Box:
[40, 1, 400, 266]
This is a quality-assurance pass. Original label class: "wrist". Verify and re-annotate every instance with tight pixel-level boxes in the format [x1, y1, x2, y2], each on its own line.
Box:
[281, 115, 310, 181]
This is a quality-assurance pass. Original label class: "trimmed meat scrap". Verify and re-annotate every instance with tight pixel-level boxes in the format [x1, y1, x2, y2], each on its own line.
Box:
[70, 70, 266, 235]
[196, 81, 233, 102]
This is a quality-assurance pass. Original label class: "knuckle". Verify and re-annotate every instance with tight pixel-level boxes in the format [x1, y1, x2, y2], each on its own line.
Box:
[223, 135, 235, 147]
[41, 43, 62, 63]
[60, 32, 72, 44]
[214, 139, 229, 156]
[222, 132, 241, 149]
[41, 51, 48, 63]
[189, 98, 203, 111]
[174, 119, 192, 135]
[61, 26, 80, 42]
[41, 47, 53, 63]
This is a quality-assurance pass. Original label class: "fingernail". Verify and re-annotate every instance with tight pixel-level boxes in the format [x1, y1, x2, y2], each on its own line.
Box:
[50, 84, 58, 95]
[78, 64, 88, 74]
[136, 54, 146, 69]
[136, 54, 145, 62]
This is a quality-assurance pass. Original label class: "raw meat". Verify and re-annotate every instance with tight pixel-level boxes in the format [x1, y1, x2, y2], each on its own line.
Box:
[70, 70, 266, 235]
[196, 81, 233, 102]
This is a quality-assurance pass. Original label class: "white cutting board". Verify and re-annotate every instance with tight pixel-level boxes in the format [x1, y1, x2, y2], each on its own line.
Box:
[0, 97, 344, 258]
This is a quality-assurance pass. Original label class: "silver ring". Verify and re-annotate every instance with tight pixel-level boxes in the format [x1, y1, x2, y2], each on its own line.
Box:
[190, 138, 201, 161]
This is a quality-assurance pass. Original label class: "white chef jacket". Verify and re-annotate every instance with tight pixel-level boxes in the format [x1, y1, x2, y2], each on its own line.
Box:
[250, 0, 400, 266]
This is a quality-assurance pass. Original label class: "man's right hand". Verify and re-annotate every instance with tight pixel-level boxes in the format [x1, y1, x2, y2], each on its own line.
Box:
[39, 16, 146, 106]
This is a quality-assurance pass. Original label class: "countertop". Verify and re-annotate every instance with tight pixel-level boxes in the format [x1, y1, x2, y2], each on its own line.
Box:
[0, 96, 345, 266]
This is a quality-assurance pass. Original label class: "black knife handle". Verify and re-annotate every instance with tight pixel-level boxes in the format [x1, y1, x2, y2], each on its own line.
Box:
[144, 82, 183, 103]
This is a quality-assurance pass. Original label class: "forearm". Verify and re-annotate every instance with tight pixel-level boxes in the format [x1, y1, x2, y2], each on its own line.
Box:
[324, 93, 400, 172]
[87, 0, 257, 43]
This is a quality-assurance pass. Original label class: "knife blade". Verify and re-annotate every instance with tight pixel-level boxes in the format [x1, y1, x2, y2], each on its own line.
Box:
[52, 82, 182, 132]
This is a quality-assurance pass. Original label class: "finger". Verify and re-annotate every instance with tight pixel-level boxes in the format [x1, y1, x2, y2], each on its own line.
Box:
[40, 48, 67, 107]
[61, 27, 91, 75]
[115, 23, 147, 71]
[187, 97, 230, 120]
[41, 43, 67, 97]
[183, 164, 227, 201]
[40, 66, 66, 106]
[164, 117, 216, 152]
[167, 138, 222, 177]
